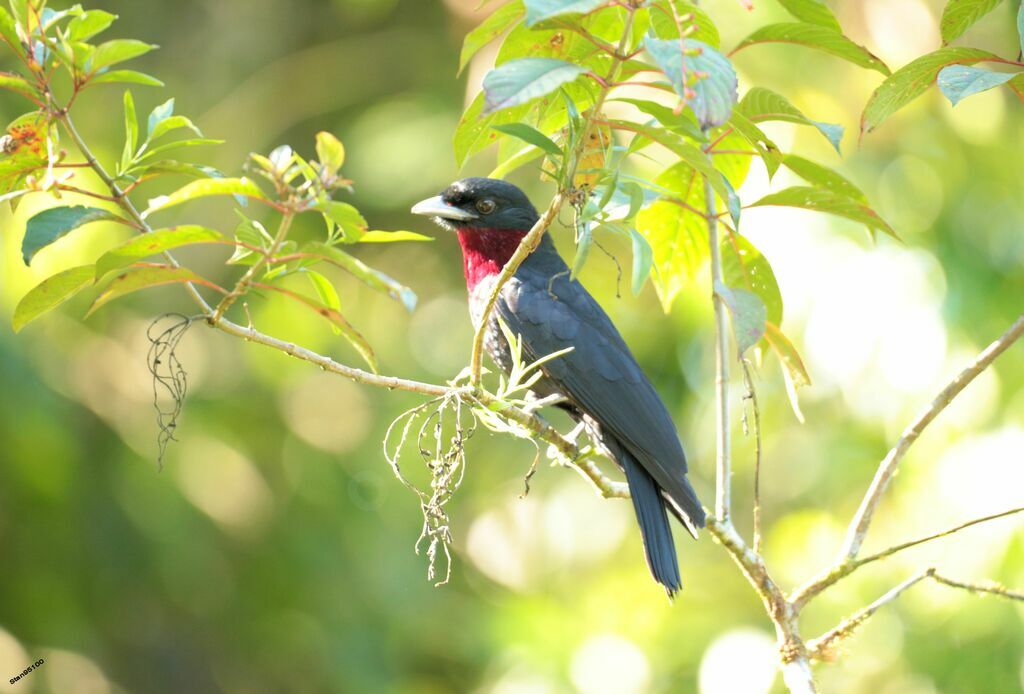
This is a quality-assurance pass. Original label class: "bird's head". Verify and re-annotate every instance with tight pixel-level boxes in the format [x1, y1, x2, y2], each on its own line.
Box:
[411, 177, 539, 232]
[411, 178, 540, 289]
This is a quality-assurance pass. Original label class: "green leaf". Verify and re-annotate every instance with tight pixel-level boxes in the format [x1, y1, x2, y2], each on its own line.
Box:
[0, 111, 53, 196]
[937, 64, 1017, 105]
[571, 222, 593, 278]
[145, 177, 265, 215]
[764, 321, 811, 422]
[715, 281, 767, 355]
[777, 0, 841, 30]
[359, 230, 433, 243]
[22, 206, 121, 265]
[727, 112, 782, 177]
[122, 90, 137, 172]
[318, 200, 368, 241]
[301, 242, 417, 312]
[751, 186, 896, 237]
[629, 227, 653, 295]
[136, 160, 222, 179]
[645, 38, 738, 129]
[735, 23, 889, 75]
[737, 86, 844, 152]
[67, 9, 117, 41]
[146, 98, 174, 139]
[87, 266, 212, 316]
[315, 131, 345, 175]
[491, 122, 563, 156]
[648, 1, 720, 48]
[940, 0, 1004, 43]
[88, 69, 163, 87]
[460, 0, 524, 74]
[304, 269, 343, 335]
[134, 138, 224, 164]
[860, 47, 999, 133]
[781, 155, 866, 202]
[12, 265, 95, 332]
[0, 71, 38, 101]
[523, 0, 607, 26]
[95, 226, 224, 278]
[721, 232, 782, 325]
[147, 115, 201, 143]
[229, 211, 271, 265]
[613, 98, 708, 142]
[88, 39, 155, 73]
[482, 58, 587, 114]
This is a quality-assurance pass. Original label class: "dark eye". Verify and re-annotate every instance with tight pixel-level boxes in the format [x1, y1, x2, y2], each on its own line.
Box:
[476, 199, 496, 214]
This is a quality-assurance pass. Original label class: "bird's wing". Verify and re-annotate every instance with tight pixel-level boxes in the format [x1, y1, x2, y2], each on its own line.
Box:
[496, 267, 706, 530]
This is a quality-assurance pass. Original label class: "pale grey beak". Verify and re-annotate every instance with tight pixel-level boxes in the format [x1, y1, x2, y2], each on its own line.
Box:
[410, 195, 477, 221]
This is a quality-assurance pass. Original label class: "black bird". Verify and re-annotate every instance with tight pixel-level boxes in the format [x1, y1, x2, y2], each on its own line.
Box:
[412, 178, 705, 596]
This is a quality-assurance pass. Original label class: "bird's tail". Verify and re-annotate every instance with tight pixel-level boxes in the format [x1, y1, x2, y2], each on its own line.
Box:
[620, 449, 682, 597]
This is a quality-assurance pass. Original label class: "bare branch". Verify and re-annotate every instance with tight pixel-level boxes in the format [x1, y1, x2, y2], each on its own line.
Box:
[840, 313, 1024, 561]
[791, 506, 1024, 609]
[807, 569, 933, 661]
[705, 179, 732, 523]
[808, 568, 1024, 660]
[741, 358, 764, 553]
[930, 571, 1024, 601]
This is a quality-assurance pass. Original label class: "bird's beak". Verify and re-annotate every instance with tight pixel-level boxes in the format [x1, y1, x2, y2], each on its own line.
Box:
[410, 195, 478, 222]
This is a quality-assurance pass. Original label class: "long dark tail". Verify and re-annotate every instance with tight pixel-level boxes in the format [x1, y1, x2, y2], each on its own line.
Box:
[620, 449, 682, 597]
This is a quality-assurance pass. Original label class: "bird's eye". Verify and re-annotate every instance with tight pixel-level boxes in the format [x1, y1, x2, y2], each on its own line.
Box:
[476, 199, 496, 215]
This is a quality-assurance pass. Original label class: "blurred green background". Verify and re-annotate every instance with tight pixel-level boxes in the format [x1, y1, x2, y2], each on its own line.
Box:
[1, 1, 1022, 692]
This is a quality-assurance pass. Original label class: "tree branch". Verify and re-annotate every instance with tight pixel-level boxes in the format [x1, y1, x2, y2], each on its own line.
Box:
[705, 172, 732, 522]
[839, 312, 1024, 561]
[468, 7, 637, 384]
[807, 567, 1024, 661]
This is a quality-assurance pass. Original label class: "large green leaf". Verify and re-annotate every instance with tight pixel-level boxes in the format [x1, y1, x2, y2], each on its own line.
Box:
[12, 265, 95, 332]
[782, 155, 866, 202]
[145, 177, 265, 215]
[737, 86, 844, 152]
[523, 0, 607, 27]
[95, 226, 224, 278]
[751, 186, 896, 237]
[735, 23, 889, 76]
[715, 282, 767, 356]
[776, 0, 841, 30]
[645, 37, 738, 129]
[482, 58, 587, 114]
[22, 206, 121, 265]
[301, 242, 417, 312]
[459, 0, 524, 74]
[67, 9, 116, 41]
[860, 47, 999, 133]
[937, 64, 1017, 105]
[720, 232, 782, 325]
[940, 0, 1004, 43]
[87, 39, 156, 72]
[87, 266, 215, 315]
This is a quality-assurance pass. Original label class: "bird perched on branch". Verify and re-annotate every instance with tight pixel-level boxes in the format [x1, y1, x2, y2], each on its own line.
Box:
[412, 177, 705, 596]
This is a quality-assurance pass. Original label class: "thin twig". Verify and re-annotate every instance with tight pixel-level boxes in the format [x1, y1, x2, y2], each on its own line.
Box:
[840, 313, 1024, 560]
[705, 169, 731, 522]
[467, 6, 638, 385]
[741, 358, 764, 554]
